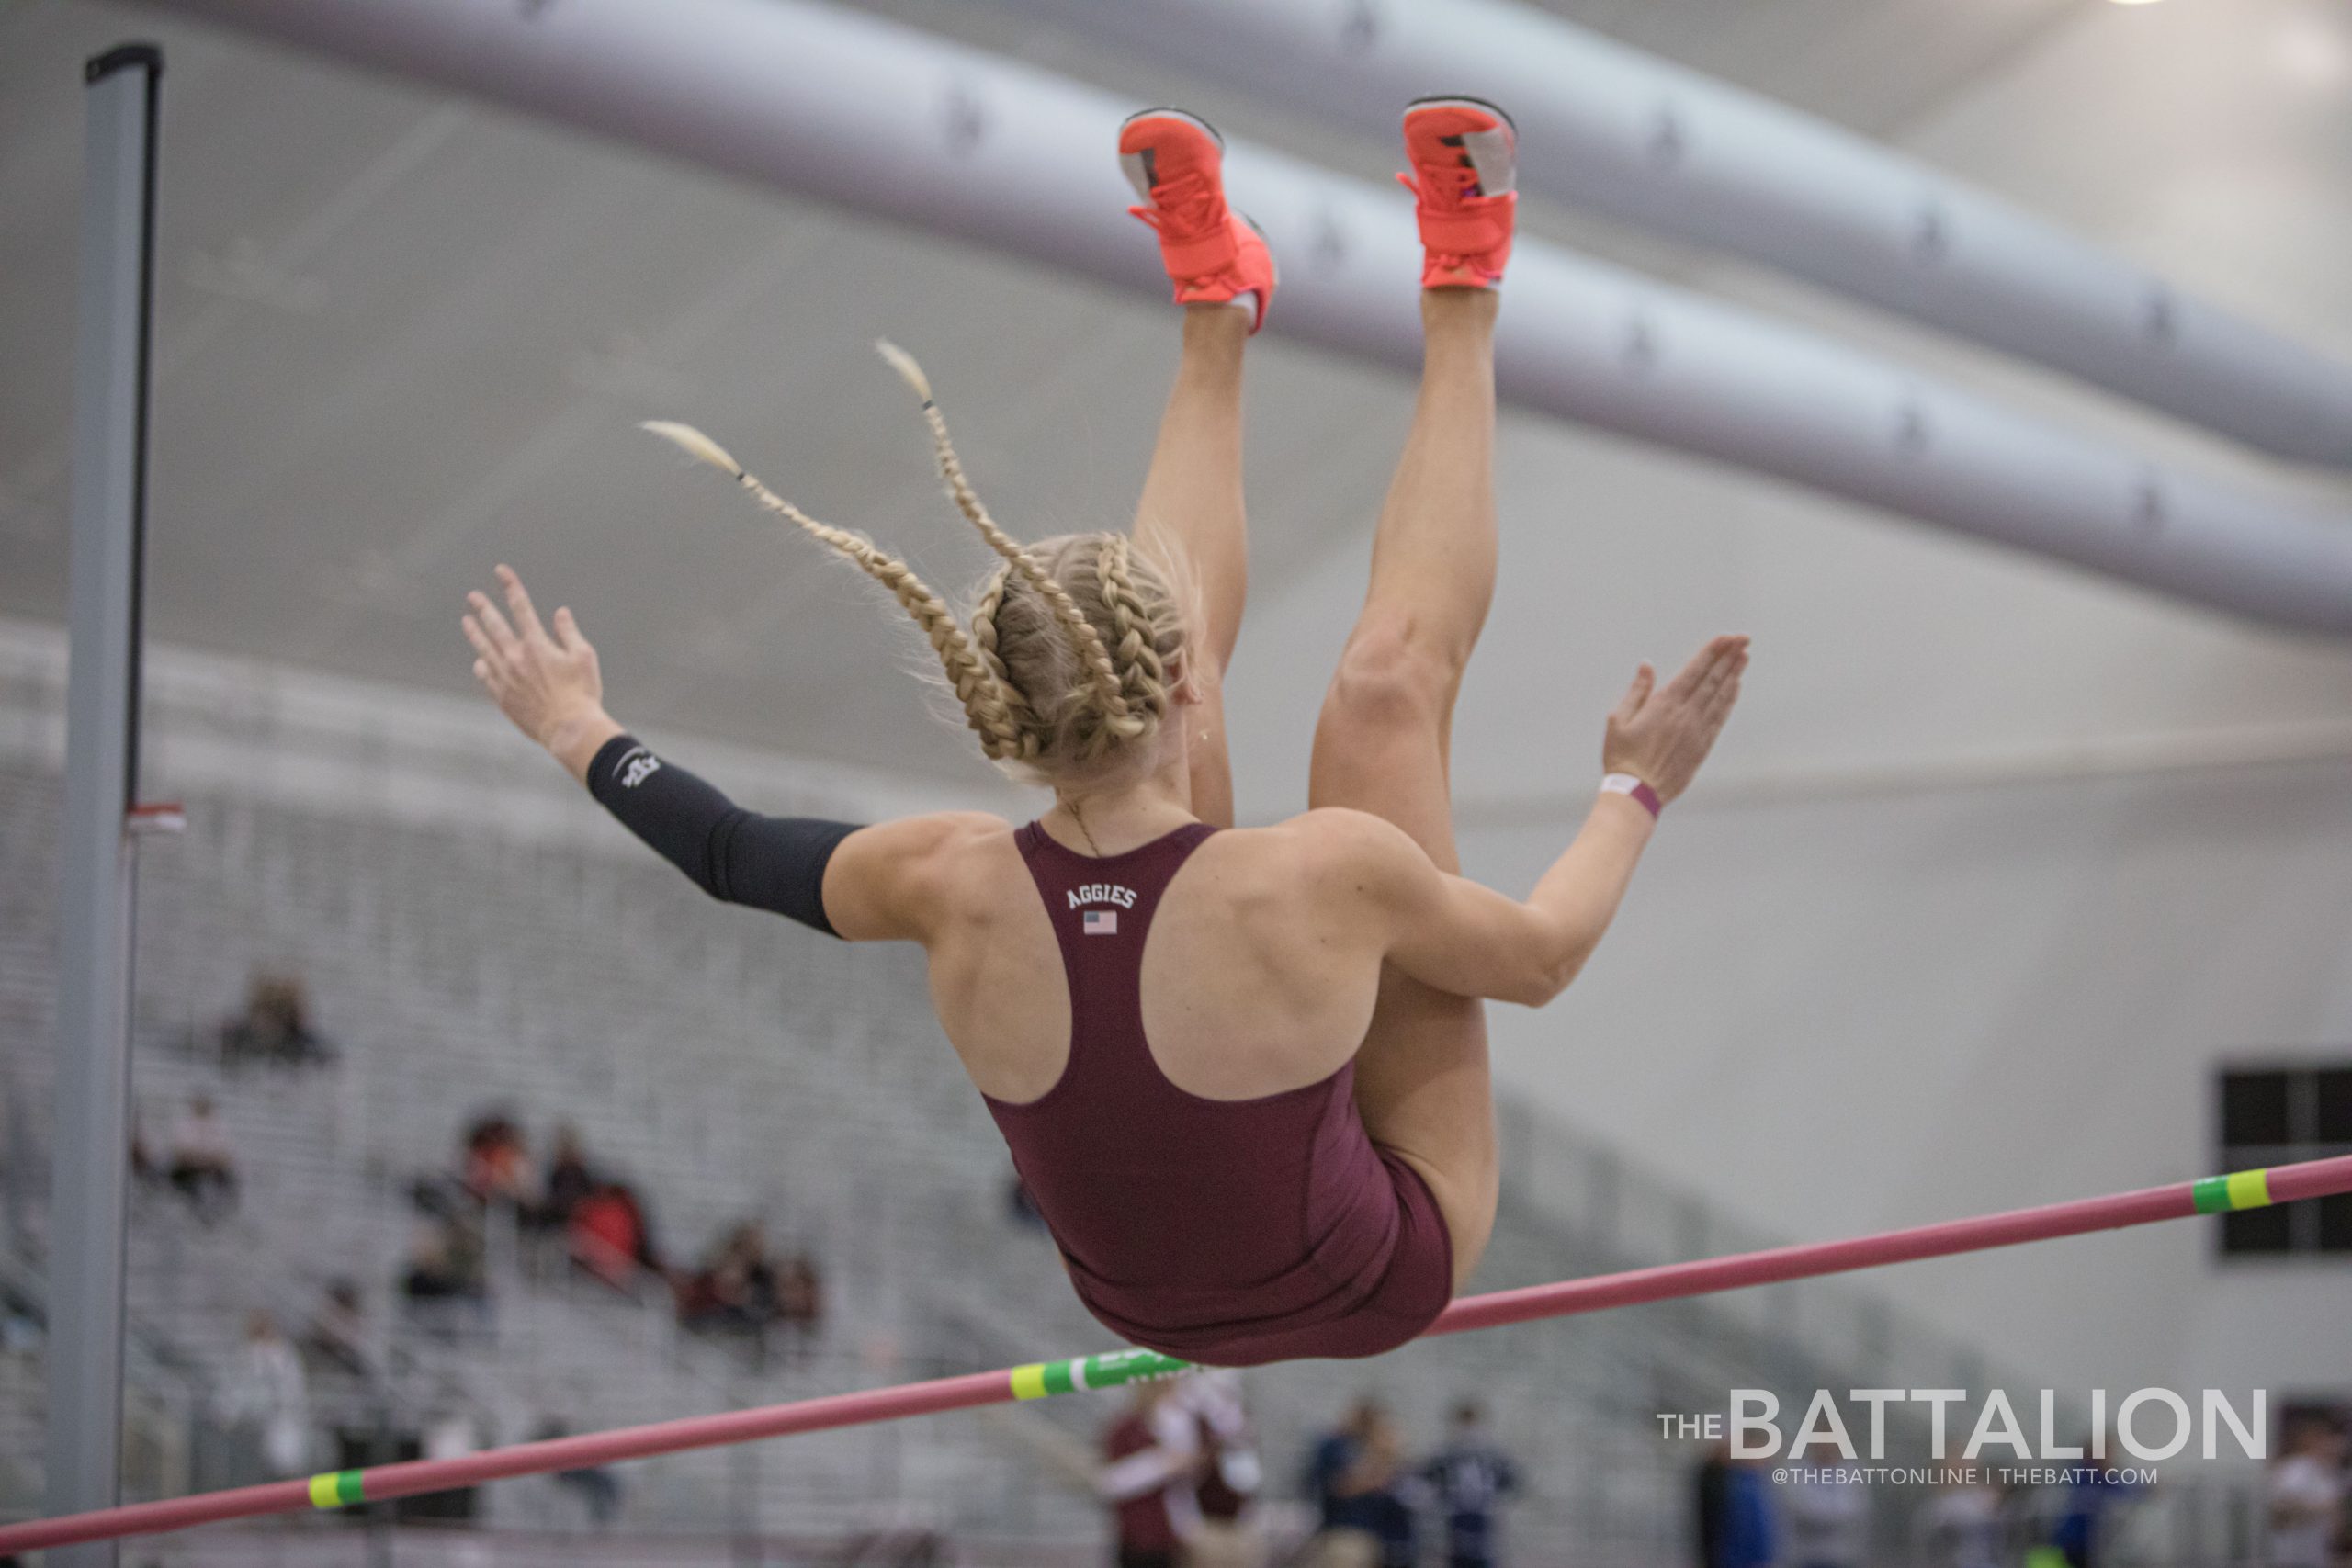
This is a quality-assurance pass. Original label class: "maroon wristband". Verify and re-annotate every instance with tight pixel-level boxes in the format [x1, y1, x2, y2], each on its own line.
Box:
[1600, 773, 1663, 818]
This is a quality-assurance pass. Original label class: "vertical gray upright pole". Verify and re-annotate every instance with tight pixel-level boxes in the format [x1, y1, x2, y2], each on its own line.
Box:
[50, 43, 162, 1568]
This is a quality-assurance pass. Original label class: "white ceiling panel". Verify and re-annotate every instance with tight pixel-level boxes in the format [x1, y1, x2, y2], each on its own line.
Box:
[5, 0, 2348, 804]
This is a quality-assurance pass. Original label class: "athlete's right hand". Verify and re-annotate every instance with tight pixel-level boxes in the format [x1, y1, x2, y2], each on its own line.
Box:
[1601, 633, 1749, 803]
[462, 565, 613, 770]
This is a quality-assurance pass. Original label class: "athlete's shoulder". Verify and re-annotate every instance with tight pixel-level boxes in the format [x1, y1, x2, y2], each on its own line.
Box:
[1258, 807, 1419, 861]
[827, 812, 1015, 940]
[842, 811, 1014, 877]
[1232, 807, 1425, 889]
[897, 809, 1013, 845]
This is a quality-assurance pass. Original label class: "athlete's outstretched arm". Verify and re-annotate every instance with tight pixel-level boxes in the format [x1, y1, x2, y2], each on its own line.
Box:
[462, 564, 976, 942]
[461, 564, 622, 782]
[1335, 634, 1748, 1007]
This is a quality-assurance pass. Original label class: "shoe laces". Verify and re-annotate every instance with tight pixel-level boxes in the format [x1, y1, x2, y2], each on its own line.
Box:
[1403, 157, 1497, 277]
[1414, 157, 1486, 208]
[1130, 167, 1223, 245]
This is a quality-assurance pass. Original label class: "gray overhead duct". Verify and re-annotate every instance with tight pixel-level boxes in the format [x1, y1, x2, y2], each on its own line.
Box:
[140, 0, 2352, 633]
[995, 0, 2352, 470]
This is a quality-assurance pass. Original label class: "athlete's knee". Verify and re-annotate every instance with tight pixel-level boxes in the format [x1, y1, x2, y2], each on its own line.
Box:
[1323, 611, 1466, 735]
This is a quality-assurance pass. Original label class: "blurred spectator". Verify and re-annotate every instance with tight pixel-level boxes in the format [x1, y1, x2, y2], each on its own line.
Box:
[165, 1094, 238, 1222]
[776, 1250, 825, 1350]
[537, 1417, 625, 1528]
[1304, 1399, 1408, 1568]
[1781, 1463, 1866, 1568]
[220, 1310, 310, 1480]
[219, 972, 332, 1068]
[1170, 1369, 1264, 1568]
[1421, 1400, 1520, 1568]
[677, 1222, 779, 1335]
[568, 1179, 663, 1292]
[2048, 1433, 2139, 1568]
[2267, 1416, 2346, 1568]
[300, 1279, 371, 1379]
[1367, 1481, 1418, 1568]
[1922, 1473, 2007, 1568]
[531, 1124, 596, 1232]
[1099, 1378, 1200, 1568]
[405, 1384, 484, 1523]
[401, 1220, 485, 1303]
[1695, 1440, 1775, 1568]
[460, 1112, 531, 1209]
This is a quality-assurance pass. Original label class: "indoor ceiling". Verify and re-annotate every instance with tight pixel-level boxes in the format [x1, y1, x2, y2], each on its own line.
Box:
[863, 0, 2088, 144]
[5, 0, 2350, 798]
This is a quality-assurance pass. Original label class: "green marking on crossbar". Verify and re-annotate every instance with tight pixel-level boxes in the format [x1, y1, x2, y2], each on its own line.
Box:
[1010, 1348, 1192, 1400]
[2191, 1168, 2273, 1215]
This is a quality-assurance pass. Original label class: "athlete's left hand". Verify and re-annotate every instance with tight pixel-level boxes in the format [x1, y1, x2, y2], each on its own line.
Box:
[1602, 633, 1749, 803]
[462, 565, 611, 763]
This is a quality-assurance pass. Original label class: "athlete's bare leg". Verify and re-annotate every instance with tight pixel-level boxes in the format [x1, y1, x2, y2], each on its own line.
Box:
[1306, 288, 1501, 1286]
[1135, 303, 1250, 829]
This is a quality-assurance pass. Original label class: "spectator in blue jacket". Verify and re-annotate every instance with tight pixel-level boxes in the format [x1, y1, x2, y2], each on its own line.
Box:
[1696, 1440, 1776, 1568]
[1422, 1401, 1521, 1568]
[1305, 1399, 1407, 1568]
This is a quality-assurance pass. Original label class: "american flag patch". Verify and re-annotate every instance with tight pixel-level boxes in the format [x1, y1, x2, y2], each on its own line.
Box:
[1081, 910, 1119, 936]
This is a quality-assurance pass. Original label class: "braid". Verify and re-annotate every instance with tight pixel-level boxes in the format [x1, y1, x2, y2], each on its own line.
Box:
[639, 421, 1036, 762]
[1095, 535, 1169, 727]
[874, 341, 1135, 728]
[966, 560, 1035, 736]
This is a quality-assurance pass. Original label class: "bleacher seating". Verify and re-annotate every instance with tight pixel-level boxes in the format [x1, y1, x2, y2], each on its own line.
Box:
[0, 748, 2024, 1562]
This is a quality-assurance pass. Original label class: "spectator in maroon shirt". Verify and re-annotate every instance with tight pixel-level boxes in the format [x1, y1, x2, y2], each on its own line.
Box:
[567, 1180, 662, 1293]
[1172, 1370, 1264, 1567]
[1100, 1379, 1202, 1568]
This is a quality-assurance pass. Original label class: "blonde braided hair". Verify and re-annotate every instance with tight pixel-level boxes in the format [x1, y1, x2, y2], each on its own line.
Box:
[638, 420, 1038, 762]
[1095, 534, 1170, 728]
[876, 342, 1142, 741]
[967, 559, 1026, 728]
[642, 344, 1190, 779]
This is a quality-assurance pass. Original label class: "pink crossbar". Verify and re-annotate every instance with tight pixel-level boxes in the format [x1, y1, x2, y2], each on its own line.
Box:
[6, 1154, 2348, 1555]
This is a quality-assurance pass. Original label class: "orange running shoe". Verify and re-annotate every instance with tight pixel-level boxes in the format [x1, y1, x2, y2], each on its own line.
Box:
[1119, 107, 1277, 333]
[1396, 96, 1518, 289]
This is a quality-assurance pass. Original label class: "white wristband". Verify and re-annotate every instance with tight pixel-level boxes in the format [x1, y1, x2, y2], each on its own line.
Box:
[1600, 773, 1663, 818]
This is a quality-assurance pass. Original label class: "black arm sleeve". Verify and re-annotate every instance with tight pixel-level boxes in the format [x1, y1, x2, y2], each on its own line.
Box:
[586, 734, 860, 938]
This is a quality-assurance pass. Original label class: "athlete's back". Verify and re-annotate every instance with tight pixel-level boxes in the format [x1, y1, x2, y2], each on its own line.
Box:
[919, 813, 1385, 1110]
[969, 819, 1453, 1365]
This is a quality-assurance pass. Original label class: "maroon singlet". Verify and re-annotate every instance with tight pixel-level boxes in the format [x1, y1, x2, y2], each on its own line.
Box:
[984, 821, 1453, 1367]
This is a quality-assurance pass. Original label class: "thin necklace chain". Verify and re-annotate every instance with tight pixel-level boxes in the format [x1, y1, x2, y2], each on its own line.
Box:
[1062, 795, 1103, 857]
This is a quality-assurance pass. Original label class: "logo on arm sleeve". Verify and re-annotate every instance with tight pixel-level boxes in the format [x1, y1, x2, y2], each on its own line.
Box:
[616, 746, 662, 789]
